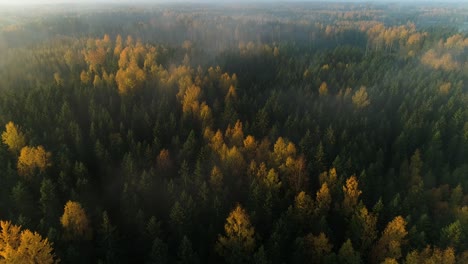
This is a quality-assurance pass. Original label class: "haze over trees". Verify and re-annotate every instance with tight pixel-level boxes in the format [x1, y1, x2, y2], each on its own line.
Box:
[0, 1, 467, 263]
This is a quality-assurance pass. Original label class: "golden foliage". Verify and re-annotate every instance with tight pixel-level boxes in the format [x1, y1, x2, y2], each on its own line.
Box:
[342, 175, 362, 214]
[17, 145, 51, 179]
[273, 137, 296, 166]
[199, 103, 214, 128]
[225, 85, 237, 102]
[1, 121, 26, 154]
[93, 74, 102, 88]
[284, 156, 308, 193]
[223, 146, 246, 177]
[182, 85, 201, 114]
[0, 221, 56, 263]
[115, 59, 146, 94]
[210, 130, 225, 154]
[315, 182, 331, 215]
[264, 168, 281, 190]
[352, 86, 370, 109]
[421, 49, 459, 71]
[294, 191, 314, 220]
[80, 70, 91, 84]
[381, 258, 398, 264]
[273, 47, 280, 57]
[60, 201, 92, 240]
[372, 216, 408, 263]
[216, 205, 255, 258]
[319, 82, 329, 96]
[439, 82, 452, 94]
[53, 72, 63, 86]
[225, 120, 244, 147]
[156, 149, 172, 173]
[405, 246, 455, 264]
[114, 35, 123, 56]
[319, 167, 338, 191]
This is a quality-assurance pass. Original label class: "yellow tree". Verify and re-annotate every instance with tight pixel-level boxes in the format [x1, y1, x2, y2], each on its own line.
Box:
[405, 246, 456, 264]
[80, 70, 91, 84]
[225, 120, 244, 147]
[371, 216, 408, 263]
[156, 149, 173, 174]
[17, 146, 51, 179]
[294, 191, 314, 227]
[284, 156, 308, 193]
[319, 82, 329, 96]
[273, 137, 296, 166]
[223, 146, 246, 178]
[216, 204, 255, 264]
[0, 221, 56, 263]
[199, 102, 213, 128]
[115, 48, 146, 94]
[181, 85, 201, 115]
[342, 175, 362, 215]
[1, 122, 26, 154]
[352, 86, 370, 109]
[60, 201, 92, 240]
[243, 135, 257, 161]
[315, 182, 332, 216]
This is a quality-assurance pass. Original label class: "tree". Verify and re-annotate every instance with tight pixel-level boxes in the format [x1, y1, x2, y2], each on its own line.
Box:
[182, 85, 202, 115]
[319, 82, 329, 96]
[315, 183, 332, 216]
[225, 120, 244, 147]
[352, 86, 370, 109]
[338, 239, 361, 264]
[405, 246, 456, 264]
[285, 156, 309, 193]
[342, 175, 362, 215]
[303, 233, 333, 263]
[216, 204, 255, 264]
[409, 150, 423, 187]
[98, 211, 119, 263]
[440, 221, 463, 249]
[0, 221, 56, 263]
[371, 216, 407, 263]
[60, 201, 92, 240]
[273, 137, 296, 166]
[177, 236, 199, 264]
[149, 237, 168, 264]
[39, 178, 60, 225]
[349, 207, 377, 253]
[209, 166, 223, 193]
[115, 51, 146, 94]
[294, 191, 314, 226]
[156, 149, 173, 175]
[1, 122, 26, 154]
[17, 145, 51, 179]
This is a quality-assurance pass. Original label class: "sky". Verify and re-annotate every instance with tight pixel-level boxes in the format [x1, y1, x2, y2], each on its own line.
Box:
[0, 0, 467, 4]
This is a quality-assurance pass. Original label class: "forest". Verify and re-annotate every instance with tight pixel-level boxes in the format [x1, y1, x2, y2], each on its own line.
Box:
[0, 1, 467, 263]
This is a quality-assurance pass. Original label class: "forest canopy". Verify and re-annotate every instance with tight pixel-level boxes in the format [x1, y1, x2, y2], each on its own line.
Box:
[0, 2, 467, 263]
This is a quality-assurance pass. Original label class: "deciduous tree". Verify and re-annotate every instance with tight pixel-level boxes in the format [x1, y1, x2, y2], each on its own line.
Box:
[60, 201, 92, 240]
[216, 204, 255, 264]
[1, 122, 26, 154]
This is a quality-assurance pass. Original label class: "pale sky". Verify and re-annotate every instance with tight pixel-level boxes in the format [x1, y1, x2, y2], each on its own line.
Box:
[1, 0, 467, 4]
